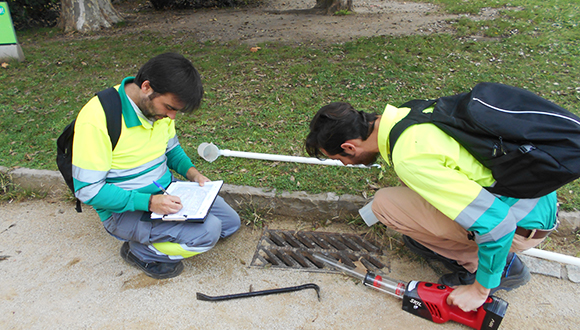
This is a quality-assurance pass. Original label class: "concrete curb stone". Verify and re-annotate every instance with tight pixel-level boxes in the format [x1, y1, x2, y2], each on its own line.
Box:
[2, 166, 580, 231]
[6, 166, 579, 231]
[566, 265, 580, 283]
[519, 255, 563, 278]
[2, 166, 580, 282]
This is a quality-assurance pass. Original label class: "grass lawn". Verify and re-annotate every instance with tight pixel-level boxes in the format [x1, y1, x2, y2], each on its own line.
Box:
[1, 0, 580, 210]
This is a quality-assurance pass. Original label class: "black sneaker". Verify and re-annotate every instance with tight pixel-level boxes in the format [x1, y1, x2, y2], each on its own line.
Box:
[438, 252, 531, 294]
[438, 269, 477, 287]
[120, 242, 184, 279]
[402, 235, 466, 273]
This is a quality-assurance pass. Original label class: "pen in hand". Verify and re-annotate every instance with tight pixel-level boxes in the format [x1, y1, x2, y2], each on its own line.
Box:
[153, 180, 170, 195]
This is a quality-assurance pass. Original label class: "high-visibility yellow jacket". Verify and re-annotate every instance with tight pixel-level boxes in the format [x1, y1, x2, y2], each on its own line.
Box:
[72, 77, 194, 222]
[377, 104, 558, 289]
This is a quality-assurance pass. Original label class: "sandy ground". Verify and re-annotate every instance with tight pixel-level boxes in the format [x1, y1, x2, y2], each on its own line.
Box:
[114, 0, 487, 46]
[1, 199, 579, 329]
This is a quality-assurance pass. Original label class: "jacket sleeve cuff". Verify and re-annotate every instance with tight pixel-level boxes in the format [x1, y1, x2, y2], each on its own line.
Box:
[176, 158, 195, 178]
[475, 268, 502, 289]
[134, 192, 151, 212]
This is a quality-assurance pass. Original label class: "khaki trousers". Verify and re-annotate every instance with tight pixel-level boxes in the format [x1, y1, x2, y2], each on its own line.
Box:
[371, 186, 546, 273]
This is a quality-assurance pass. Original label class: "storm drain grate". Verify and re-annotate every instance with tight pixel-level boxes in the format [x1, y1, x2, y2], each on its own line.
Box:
[250, 228, 390, 273]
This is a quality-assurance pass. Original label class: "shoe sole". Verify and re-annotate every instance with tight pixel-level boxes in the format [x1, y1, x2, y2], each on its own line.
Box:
[120, 242, 184, 280]
[139, 262, 183, 280]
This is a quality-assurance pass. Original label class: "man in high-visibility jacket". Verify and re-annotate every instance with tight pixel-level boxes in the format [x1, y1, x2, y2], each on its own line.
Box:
[72, 53, 240, 279]
[305, 102, 557, 312]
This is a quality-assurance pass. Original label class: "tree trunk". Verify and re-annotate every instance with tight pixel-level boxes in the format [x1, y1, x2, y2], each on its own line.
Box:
[315, 0, 354, 15]
[59, 0, 123, 33]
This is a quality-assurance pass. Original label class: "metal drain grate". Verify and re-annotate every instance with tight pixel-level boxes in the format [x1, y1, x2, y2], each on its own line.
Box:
[250, 228, 390, 273]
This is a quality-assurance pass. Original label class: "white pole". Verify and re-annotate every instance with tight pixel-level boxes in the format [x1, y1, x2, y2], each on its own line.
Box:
[522, 248, 580, 267]
[197, 142, 380, 169]
[219, 149, 376, 168]
[219, 149, 344, 165]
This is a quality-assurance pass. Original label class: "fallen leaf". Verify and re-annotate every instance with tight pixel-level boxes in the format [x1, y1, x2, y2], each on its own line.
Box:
[250, 47, 261, 52]
[353, 260, 367, 273]
[1, 62, 8, 68]
[368, 183, 380, 190]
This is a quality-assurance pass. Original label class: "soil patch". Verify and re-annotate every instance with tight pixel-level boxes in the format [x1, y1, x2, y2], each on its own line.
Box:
[114, 0, 485, 45]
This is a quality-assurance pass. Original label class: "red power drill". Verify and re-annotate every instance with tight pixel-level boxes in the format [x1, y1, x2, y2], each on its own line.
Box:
[314, 254, 508, 330]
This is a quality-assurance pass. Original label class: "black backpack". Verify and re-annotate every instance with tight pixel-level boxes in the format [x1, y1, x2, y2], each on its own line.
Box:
[56, 87, 123, 212]
[389, 82, 580, 199]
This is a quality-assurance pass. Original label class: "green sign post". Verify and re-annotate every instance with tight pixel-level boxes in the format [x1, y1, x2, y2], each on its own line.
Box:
[0, 2, 25, 61]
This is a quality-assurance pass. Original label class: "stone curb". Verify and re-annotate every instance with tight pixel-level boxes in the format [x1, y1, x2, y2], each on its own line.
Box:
[3, 166, 579, 233]
[2, 166, 579, 282]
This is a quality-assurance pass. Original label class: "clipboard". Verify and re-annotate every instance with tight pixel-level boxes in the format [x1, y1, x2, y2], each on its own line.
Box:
[150, 180, 223, 222]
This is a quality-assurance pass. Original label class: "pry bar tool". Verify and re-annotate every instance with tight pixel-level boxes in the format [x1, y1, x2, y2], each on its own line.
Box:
[196, 283, 320, 302]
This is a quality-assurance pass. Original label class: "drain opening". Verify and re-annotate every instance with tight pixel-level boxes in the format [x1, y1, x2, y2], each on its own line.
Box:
[251, 229, 390, 273]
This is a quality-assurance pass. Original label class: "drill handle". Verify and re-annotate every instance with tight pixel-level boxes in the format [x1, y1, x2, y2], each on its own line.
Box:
[403, 281, 508, 330]
[448, 296, 506, 330]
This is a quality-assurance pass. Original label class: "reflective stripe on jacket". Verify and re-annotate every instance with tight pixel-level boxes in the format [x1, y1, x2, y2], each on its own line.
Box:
[377, 104, 558, 288]
[72, 77, 194, 221]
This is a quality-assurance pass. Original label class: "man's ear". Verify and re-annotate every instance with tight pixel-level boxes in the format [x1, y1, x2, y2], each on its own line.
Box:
[140, 80, 154, 96]
[340, 141, 357, 155]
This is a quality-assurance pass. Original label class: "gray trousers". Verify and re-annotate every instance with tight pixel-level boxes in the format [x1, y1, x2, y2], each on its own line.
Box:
[103, 196, 240, 263]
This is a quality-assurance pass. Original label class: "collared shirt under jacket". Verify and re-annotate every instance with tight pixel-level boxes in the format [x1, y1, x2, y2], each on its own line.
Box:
[71, 77, 195, 222]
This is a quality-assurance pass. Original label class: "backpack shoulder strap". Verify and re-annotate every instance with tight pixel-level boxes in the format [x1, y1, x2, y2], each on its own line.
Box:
[96, 87, 123, 150]
[388, 99, 436, 155]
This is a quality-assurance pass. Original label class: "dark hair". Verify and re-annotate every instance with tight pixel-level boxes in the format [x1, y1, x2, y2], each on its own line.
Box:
[305, 102, 378, 158]
[134, 52, 204, 113]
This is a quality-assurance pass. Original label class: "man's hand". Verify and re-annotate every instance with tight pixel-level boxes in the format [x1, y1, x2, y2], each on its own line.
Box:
[186, 167, 210, 187]
[149, 194, 182, 215]
[446, 280, 490, 312]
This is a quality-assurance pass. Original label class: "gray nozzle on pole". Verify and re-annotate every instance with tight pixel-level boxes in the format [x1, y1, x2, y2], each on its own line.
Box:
[197, 142, 380, 168]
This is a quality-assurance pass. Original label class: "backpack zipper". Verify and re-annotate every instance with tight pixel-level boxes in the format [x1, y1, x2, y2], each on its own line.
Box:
[473, 98, 580, 127]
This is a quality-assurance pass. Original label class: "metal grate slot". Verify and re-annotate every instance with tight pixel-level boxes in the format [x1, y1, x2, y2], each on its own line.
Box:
[280, 232, 303, 248]
[301, 251, 325, 269]
[350, 235, 380, 253]
[267, 232, 287, 247]
[295, 232, 318, 249]
[251, 229, 390, 274]
[334, 235, 364, 252]
[259, 249, 279, 266]
[286, 250, 309, 268]
[308, 233, 333, 250]
[326, 235, 349, 250]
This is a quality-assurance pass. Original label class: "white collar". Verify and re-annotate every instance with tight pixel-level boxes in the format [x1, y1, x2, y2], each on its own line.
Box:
[128, 96, 154, 126]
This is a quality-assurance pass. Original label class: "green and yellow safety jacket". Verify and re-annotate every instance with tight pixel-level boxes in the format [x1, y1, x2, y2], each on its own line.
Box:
[377, 104, 558, 289]
[72, 77, 194, 221]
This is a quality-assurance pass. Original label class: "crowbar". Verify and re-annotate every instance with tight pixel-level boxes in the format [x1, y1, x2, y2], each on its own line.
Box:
[196, 283, 321, 302]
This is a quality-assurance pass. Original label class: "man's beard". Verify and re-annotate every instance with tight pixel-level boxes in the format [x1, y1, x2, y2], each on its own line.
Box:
[351, 150, 379, 166]
[140, 96, 164, 122]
